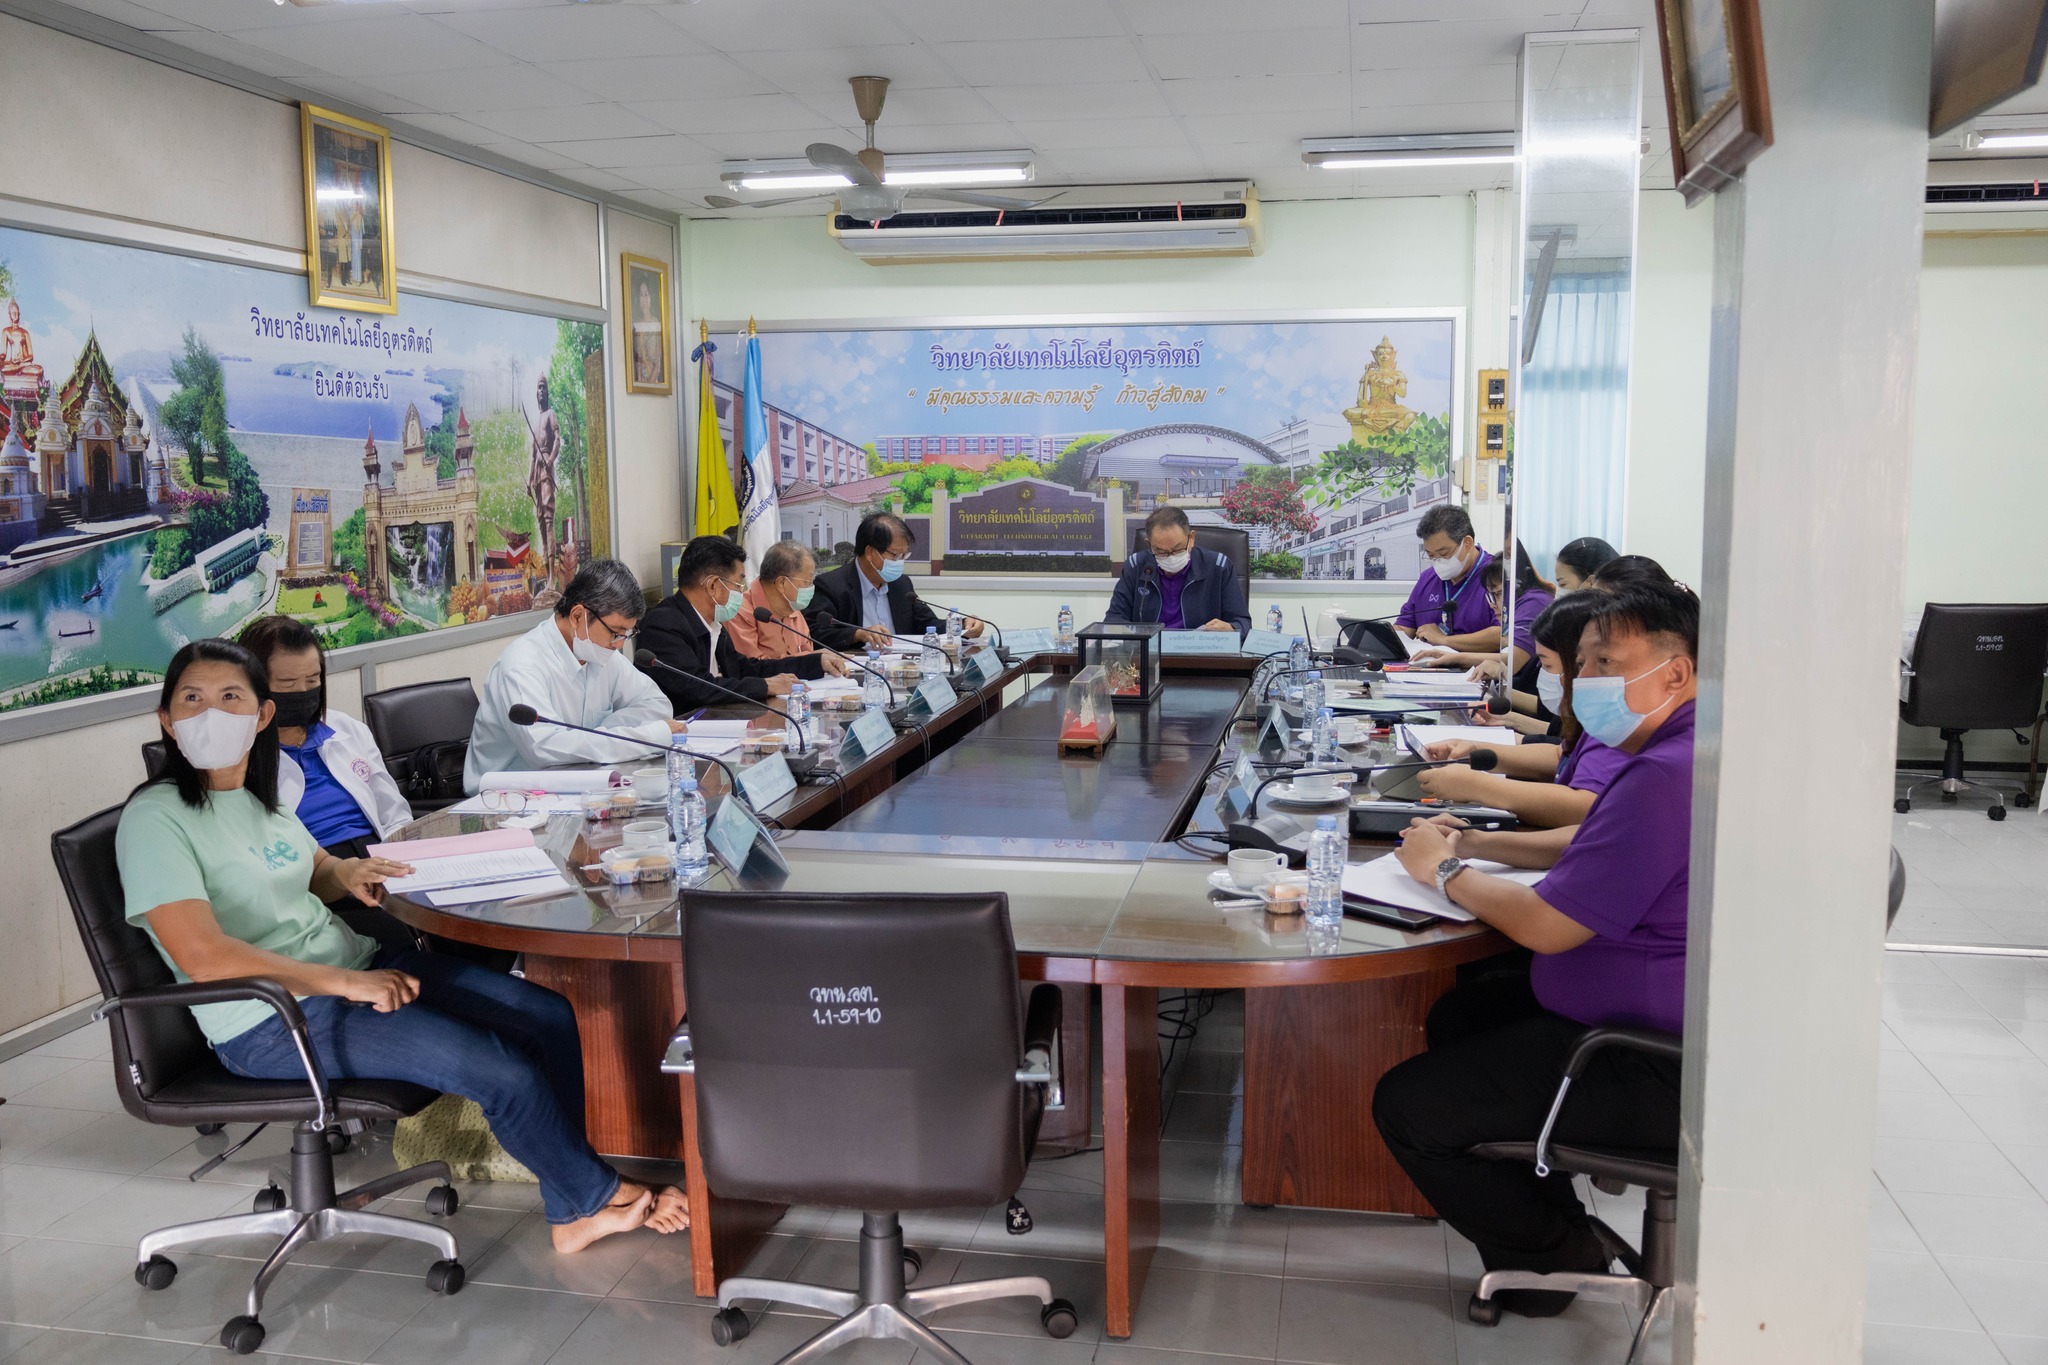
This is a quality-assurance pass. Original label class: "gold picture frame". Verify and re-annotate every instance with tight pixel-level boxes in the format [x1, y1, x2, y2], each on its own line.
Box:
[1654, 0, 1773, 206]
[620, 253, 672, 395]
[300, 104, 398, 314]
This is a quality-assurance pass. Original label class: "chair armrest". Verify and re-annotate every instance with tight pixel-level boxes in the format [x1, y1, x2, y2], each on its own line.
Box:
[1534, 1027, 1682, 1178]
[94, 977, 336, 1131]
[1016, 985, 1063, 1108]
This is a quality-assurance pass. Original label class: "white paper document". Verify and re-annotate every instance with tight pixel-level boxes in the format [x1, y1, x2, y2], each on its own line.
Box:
[478, 769, 620, 794]
[426, 872, 573, 907]
[385, 846, 562, 897]
[1398, 725, 1520, 750]
[1340, 852, 1546, 923]
[682, 736, 743, 757]
[682, 719, 753, 739]
[447, 793, 593, 816]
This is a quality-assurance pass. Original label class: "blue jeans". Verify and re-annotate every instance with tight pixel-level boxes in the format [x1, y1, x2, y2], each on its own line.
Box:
[213, 948, 620, 1225]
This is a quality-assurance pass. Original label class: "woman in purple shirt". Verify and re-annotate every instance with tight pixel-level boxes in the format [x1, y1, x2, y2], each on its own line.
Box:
[1373, 582, 1698, 1317]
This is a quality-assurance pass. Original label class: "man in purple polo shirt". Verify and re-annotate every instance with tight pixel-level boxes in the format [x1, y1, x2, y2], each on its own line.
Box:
[1396, 505, 1498, 645]
[1373, 580, 1698, 1318]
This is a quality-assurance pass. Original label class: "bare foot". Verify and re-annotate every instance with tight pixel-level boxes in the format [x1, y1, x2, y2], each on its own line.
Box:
[552, 1185, 651, 1254]
[647, 1185, 690, 1235]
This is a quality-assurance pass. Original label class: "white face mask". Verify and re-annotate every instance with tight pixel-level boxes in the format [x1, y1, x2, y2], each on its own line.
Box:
[1429, 549, 1465, 581]
[571, 617, 612, 667]
[1535, 667, 1565, 712]
[1154, 550, 1192, 575]
[171, 707, 261, 771]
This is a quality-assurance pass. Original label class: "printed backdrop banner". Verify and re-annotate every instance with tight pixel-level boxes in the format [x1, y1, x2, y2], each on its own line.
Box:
[0, 224, 605, 715]
[713, 316, 1459, 581]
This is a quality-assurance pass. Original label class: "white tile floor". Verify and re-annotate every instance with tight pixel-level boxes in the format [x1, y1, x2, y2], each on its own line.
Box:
[0, 800, 2038, 1365]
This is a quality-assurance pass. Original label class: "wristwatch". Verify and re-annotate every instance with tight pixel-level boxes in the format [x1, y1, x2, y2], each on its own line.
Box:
[1434, 856, 1469, 898]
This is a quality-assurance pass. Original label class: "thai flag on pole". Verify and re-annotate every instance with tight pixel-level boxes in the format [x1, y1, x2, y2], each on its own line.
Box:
[737, 328, 780, 567]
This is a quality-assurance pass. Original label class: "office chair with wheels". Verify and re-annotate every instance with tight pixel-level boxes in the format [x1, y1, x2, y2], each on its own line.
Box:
[1896, 602, 2048, 821]
[51, 805, 465, 1356]
[361, 678, 479, 814]
[667, 889, 1075, 1365]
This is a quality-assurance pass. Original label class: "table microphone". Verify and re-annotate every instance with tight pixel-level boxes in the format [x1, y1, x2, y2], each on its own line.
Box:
[917, 597, 1007, 661]
[502, 705, 763, 812]
[630, 651, 823, 777]
[750, 607, 899, 705]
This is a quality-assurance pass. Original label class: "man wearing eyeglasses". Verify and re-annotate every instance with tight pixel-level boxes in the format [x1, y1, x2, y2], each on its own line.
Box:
[638, 535, 839, 711]
[1396, 505, 1498, 647]
[464, 558, 684, 793]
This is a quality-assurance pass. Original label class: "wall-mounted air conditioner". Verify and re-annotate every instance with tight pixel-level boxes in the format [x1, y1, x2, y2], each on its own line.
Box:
[829, 181, 1261, 264]
[1925, 155, 2048, 214]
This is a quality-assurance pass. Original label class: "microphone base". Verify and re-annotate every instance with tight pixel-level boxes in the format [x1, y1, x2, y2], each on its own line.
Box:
[784, 749, 825, 778]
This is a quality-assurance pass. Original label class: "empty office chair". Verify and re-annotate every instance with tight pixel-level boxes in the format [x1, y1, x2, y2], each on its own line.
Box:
[361, 678, 479, 814]
[668, 889, 1075, 1363]
[51, 805, 464, 1356]
[1896, 602, 2048, 820]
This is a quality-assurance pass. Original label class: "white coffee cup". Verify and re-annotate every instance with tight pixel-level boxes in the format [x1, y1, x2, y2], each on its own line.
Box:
[1333, 720, 1367, 747]
[631, 766, 666, 803]
[621, 818, 667, 849]
[1227, 848, 1283, 890]
[1293, 768, 1340, 799]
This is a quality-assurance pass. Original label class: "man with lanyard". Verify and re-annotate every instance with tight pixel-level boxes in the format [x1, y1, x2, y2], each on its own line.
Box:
[1372, 580, 1698, 1318]
[1396, 505, 1497, 646]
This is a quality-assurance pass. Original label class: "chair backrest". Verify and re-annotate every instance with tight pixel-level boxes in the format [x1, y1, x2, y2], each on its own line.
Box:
[361, 678, 480, 759]
[50, 803, 215, 1107]
[1904, 603, 2048, 730]
[1888, 846, 1905, 932]
[683, 889, 1029, 1210]
[1124, 523, 1253, 589]
[140, 739, 168, 782]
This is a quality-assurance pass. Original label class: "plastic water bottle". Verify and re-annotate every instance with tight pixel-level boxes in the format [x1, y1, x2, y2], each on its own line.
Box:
[1312, 705, 1337, 762]
[1266, 604, 1284, 632]
[667, 738, 708, 877]
[784, 680, 809, 752]
[1289, 634, 1310, 675]
[946, 609, 965, 650]
[1057, 604, 1075, 647]
[862, 645, 887, 710]
[1300, 669, 1324, 726]
[1306, 815, 1345, 927]
[920, 626, 944, 681]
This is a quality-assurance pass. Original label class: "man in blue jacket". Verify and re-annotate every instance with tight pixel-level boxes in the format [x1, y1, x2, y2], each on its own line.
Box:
[1105, 507, 1252, 637]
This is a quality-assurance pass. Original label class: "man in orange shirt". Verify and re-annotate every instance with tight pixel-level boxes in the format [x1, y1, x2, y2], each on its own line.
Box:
[727, 541, 834, 668]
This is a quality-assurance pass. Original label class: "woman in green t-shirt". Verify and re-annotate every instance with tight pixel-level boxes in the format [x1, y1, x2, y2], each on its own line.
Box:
[117, 639, 684, 1254]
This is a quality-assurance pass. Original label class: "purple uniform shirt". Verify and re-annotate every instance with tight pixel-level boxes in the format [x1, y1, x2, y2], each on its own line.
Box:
[1531, 700, 1695, 1034]
[1509, 586, 1553, 660]
[1554, 733, 1629, 797]
[1396, 549, 1497, 635]
[1158, 567, 1189, 629]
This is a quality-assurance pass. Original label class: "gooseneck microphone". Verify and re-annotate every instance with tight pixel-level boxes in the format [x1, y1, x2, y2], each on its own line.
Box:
[502, 705, 763, 813]
[632, 649, 820, 775]
[751, 607, 899, 704]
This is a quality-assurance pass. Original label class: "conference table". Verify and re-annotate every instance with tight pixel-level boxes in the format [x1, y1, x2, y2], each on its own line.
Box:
[384, 647, 1505, 1338]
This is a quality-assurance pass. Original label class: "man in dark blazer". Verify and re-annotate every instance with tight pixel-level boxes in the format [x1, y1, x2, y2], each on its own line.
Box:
[1106, 506, 1252, 637]
[805, 512, 985, 652]
[639, 535, 838, 710]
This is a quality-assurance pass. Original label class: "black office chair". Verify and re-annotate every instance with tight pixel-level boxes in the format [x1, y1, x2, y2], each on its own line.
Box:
[1464, 848, 1909, 1362]
[1126, 522, 1253, 589]
[362, 678, 479, 814]
[666, 890, 1076, 1364]
[1896, 602, 2048, 820]
[141, 739, 168, 781]
[51, 805, 465, 1356]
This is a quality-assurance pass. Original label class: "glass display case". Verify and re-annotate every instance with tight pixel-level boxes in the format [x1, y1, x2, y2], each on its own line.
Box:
[1075, 620, 1162, 703]
[1058, 664, 1117, 751]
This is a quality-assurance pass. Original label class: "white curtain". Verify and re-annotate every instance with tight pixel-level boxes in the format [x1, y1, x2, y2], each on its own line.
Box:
[1516, 269, 1633, 574]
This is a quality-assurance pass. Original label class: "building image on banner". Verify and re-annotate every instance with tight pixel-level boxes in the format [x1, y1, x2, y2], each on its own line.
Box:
[0, 223, 606, 715]
[708, 317, 1458, 581]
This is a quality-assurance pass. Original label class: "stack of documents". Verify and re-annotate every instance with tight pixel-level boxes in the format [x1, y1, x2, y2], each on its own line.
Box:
[479, 769, 620, 794]
[370, 828, 572, 907]
[1377, 674, 1485, 703]
[1341, 852, 1545, 923]
[806, 678, 863, 701]
[1398, 724, 1519, 749]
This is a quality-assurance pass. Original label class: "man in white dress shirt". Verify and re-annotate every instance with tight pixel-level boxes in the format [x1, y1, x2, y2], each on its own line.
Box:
[464, 559, 684, 792]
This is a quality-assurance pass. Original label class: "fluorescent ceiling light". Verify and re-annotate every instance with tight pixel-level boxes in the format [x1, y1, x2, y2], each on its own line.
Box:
[883, 166, 1030, 186]
[1969, 131, 2048, 150]
[1302, 133, 1517, 171]
[723, 151, 1033, 192]
[737, 174, 851, 190]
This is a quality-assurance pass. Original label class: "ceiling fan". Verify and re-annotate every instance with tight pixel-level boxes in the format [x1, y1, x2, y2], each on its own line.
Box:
[709, 76, 1052, 220]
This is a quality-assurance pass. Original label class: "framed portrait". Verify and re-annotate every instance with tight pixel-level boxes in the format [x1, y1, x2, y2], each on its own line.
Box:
[300, 104, 398, 313]
[1654, 0, 1772, 206]
[621, 253, 673, 396]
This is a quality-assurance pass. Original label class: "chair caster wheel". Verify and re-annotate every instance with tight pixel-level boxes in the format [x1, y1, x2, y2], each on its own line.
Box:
[135, 1255, 177, 1290]
[1042, 1299, 1079, 1339]
[324, 1129, 351, 1157]
[221, 1316, 266, 1355]
[901, 1248, 923, 1284]
[195, 1123, 224, 1137]
[425, 1259, 465, 1295]
[253, 1185, 286, 1214]
[711, 1307, 751, 1347]
[425, 1184, 460, 1216]
[1467, 1293, 1501, 1326]
[1894, 798, 1911, 814]
[1991, 805, 2008, 821]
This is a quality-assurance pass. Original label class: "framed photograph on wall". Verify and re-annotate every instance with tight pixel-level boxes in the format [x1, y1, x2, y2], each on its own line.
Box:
[300, 104, 398, 313]
[1655, 0, 1772, 205]
[621, 253, 672, 395]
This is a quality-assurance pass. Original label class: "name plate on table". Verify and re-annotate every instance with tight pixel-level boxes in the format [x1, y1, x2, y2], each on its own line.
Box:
[1214, 753, 1258, 823]
[1240, 628, 1293, 658]
[1004, 627, 1058, 656]
[735, 750, 797, 809]
[837, 708, 896, 765]
[965, 649, 1005, 688]
[708, 789, 788, 879]
[1159, 629, 1240, 656]
[915, 675, 958, 714]
[1256, 703, 1292, 755]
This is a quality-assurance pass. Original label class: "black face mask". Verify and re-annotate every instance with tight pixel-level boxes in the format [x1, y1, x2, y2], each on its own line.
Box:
[271, 689, 323, 731]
